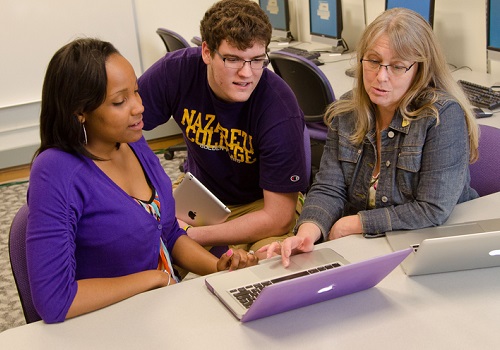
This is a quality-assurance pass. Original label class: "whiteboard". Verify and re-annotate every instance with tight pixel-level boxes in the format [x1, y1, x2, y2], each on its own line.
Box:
[0, 0, 142, 108]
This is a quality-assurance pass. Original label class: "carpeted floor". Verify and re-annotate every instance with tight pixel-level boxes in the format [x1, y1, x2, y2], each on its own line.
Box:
[0, 150, 185, 333]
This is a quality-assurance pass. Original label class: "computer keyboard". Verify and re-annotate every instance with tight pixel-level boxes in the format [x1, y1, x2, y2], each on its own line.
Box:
[278, 47, 323, 66]
[458, 80, 500, 110]
[229, 262, 342, 309]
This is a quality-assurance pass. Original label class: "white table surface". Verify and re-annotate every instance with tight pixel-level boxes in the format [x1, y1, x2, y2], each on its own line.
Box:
[1, 193, 500, 350]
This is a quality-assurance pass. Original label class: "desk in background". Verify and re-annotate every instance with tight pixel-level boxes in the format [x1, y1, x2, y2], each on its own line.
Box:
[1, 192, 499, 349]
[316, 55, 500, 129]
[268, 45, 500, 129]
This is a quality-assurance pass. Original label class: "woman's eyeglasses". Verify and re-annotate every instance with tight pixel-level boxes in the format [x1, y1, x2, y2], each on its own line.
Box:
[360, 59, 416, 76]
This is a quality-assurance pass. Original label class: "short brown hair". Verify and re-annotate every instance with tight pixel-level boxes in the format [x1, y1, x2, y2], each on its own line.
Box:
[200, 0, 272, 51]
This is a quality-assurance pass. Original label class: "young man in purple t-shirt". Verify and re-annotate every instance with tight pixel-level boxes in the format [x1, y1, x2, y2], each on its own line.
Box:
[138, 0, 308, 257]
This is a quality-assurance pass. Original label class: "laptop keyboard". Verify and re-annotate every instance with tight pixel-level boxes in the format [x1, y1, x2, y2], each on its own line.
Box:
[229, 262, 343, 309]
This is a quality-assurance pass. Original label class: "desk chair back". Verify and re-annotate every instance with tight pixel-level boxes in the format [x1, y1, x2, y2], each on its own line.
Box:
[269, 50, 335, 125]
[156, 28, 191, 52]
[303, 125, 312, 186]
[469, 124, 500, 196]
[191, 36, 202, 46]
[8, 203, 42, 323]
[269, 50, 335, 179]
[155, 28, 190, 163]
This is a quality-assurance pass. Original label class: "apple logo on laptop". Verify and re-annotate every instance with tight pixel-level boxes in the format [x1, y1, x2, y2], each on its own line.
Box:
[489, 250, 500, 256]
[317, 284, 336, 294]
[188, 211, 197, 221]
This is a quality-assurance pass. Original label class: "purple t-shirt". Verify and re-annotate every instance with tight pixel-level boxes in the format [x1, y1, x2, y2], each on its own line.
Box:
[26, 137, 185, 323]
[138, 47, 307, 205]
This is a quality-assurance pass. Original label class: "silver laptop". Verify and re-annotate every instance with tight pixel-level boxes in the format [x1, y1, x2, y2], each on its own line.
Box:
[173, 172, 231, 226]
[205, 247, 412, 322]
[386, 218, 500, 276]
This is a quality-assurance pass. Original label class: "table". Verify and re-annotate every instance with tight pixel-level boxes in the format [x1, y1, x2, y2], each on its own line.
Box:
[1, 192, 499, 349]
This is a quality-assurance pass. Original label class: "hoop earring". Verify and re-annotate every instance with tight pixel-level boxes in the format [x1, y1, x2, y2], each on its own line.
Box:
[82, 123, 88, 145]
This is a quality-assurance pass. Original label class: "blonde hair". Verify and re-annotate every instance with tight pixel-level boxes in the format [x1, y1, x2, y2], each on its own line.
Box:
[326, 8, 478, 162]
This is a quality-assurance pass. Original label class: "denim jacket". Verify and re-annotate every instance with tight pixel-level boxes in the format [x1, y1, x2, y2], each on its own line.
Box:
[298, 97, 479, 240]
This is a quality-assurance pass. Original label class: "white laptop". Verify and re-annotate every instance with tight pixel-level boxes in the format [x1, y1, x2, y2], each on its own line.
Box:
[386, 218, 500, 276]
[205, 247, 412, 322]
[173, 172, 231, 226]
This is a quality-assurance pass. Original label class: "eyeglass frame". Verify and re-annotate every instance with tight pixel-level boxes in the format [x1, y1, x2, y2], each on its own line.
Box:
[360, 59, 417, 76]
[213, 49, 270, 70]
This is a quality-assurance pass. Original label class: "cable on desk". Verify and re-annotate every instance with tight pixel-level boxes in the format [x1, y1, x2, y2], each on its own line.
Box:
[451, 65, 473, 72]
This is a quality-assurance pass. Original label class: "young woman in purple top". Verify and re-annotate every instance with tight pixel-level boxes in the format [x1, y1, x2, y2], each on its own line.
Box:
[26, 38, 257, 323]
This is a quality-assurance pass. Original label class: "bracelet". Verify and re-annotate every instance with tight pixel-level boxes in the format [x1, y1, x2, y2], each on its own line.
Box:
[183, 225, 192, 232]
[162, 269, 171, 286]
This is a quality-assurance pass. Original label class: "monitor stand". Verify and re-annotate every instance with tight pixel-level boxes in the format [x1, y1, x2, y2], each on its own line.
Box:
[271, 30, 294, 44]
[308, 38, 348, 54]
[271, 36, 292, 43]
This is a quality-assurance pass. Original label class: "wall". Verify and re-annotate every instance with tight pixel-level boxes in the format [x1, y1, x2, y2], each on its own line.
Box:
[0, 0, 181, 169]
[133, 0, 215, 72]
[0, 0, 497, 169]
[135, 0, 498, 91]
[295, 0, 488, 72]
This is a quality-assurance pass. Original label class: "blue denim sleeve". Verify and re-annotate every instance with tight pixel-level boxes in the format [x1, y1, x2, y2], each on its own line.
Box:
[297, 117, 349, 241]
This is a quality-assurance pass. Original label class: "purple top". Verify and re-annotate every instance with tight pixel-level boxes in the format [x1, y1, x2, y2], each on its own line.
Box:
[138, 47, 308, 205]
[26, 136, 185, 323]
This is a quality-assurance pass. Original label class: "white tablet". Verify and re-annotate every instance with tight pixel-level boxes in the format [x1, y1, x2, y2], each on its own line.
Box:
[173, 172, 231, 226]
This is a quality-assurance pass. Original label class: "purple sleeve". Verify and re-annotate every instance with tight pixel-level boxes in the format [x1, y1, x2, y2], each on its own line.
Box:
[255, 72, 308, 193]
[26, 151, 79, 323]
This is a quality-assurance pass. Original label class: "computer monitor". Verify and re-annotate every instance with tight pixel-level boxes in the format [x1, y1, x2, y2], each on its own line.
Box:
[488, 0, 500, 51]
[259, 0, 293, 43]
[385, 0, 435, 27]
[308, 0, 345, 52]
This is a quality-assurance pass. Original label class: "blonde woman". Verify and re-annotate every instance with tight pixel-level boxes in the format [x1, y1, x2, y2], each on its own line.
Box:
[261, 8, 479, 267]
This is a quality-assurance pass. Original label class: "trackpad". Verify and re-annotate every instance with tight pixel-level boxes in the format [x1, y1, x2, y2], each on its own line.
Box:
[250, 250, 340, 280]
[251, 258, 304, 280]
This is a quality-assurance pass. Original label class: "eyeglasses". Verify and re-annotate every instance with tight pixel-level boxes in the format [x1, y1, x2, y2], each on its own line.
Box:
[360, 59, 416, 76]
[214, 49, 270, 70]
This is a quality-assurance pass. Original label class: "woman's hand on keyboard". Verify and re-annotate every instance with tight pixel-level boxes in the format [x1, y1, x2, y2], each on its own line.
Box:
[257, 223, 320, 267]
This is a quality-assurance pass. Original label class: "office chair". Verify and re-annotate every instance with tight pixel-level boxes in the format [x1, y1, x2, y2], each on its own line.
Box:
[469, 124, 500, 197]
[155, 28, 191, 165]
[8, 203, 42, 323]
[156, 28, 191, 52]
[269, 50, 336, 178]
[303, 125, 312, 186]
[191, 36, 202, 46]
